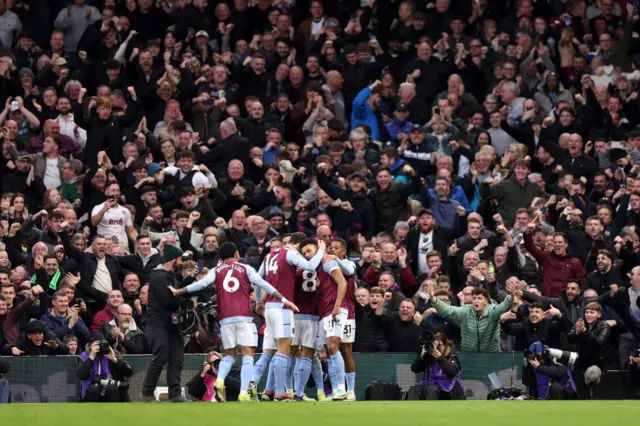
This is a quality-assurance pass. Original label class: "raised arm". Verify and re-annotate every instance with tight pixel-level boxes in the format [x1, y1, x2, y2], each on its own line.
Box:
[286, 244, 326, 271]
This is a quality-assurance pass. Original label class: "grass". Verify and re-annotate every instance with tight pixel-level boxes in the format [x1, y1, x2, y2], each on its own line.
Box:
[3, 401, 637, 426]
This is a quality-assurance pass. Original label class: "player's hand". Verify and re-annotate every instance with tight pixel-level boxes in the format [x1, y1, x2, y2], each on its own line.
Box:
[255, 303, 265, 316]
[331, 308, 340, 322]
[322, 254, 337, 263]
[168, 286, 179, 296]
[284, 300, 299, 312]
[317, 239, 327, 252]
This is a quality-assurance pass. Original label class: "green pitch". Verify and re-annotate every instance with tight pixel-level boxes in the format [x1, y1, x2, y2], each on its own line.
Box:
[5, 401, 636, 425]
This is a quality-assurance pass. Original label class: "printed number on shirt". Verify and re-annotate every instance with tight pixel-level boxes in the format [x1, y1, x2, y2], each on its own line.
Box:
[222, 271, 240, 292]
[343, 323, 352, 337]
[265, 255, 278, 275]
[301, 270, 317, 292]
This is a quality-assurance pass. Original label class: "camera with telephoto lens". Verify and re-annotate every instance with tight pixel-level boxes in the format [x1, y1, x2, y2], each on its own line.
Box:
[419, 330, 437, 352]
[99, 340, 111, 355]
[204, 358, 221, 375]
[92, 377, 129, 390]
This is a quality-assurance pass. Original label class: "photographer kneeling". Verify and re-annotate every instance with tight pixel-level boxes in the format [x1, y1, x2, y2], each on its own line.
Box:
[408, 331, 465, 400]
[187, 351, 241, 402]
[78, 334, 133, 402]
[524, 342, 578, 400]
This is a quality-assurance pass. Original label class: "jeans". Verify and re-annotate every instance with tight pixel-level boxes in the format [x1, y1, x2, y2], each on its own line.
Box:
[0, 378, 9, 403]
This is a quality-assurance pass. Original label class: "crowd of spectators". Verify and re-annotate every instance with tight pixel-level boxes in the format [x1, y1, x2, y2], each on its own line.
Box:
[1, 0, 640, 399]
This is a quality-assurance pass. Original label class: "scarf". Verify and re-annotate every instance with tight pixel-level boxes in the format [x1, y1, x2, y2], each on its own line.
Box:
[31, 269, 61, 291]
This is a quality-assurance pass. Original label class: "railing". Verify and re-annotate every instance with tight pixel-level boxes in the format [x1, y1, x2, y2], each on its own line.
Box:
[4, 352, 524, 402]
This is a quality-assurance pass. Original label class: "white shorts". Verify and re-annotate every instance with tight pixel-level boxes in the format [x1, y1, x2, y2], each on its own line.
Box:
[317, 308, 349, 343]
[341, 319, 356, 344]
[264, 307, 295, 346]
[220, 322, 258, 350]
[292, 316, 319, 349]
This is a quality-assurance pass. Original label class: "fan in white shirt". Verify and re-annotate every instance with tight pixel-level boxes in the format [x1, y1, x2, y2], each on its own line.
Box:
[56, 97, 87, 148]
[91, 182, 138, 250]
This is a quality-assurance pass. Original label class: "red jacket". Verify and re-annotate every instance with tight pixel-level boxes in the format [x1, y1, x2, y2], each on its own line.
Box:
[90, 305, 115, 332]
[524, 232, 585, 297]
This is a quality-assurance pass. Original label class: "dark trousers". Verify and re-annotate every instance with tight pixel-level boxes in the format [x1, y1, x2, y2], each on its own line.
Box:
[406, 382, 465, 400]
[83, 384, 120, 402]
[142, 326, 184, 399]
[548, 383, 578, 400]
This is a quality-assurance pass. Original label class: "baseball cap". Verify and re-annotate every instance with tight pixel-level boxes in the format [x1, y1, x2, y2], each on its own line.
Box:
[410, 124, 424, 133]
[195, 30, 209, 39]
[395, 103, 408, 112]
[418, 208, 434, 218]
[10, 101, 20, 112]
[349, 172, 366, 181]
[17, 151, 32, 161]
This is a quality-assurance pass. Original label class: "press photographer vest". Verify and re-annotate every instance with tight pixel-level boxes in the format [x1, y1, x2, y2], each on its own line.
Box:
[426, 355, 463, 392]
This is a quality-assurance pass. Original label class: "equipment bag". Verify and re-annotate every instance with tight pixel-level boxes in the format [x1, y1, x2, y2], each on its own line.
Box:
[364, 381, 403, 400]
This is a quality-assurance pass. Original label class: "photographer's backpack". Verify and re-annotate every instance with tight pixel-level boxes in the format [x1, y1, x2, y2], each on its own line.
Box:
[364, 381, 404, 400]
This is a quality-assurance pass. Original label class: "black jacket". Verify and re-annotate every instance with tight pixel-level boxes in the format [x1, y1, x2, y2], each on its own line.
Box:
[586, 266, 624, 296]
[388, 315, 436, 353]
[201, 133, 251, 180]
[0, 356, 9, 376]
[568, 319, 611, 370]
[317, 172, 376, 240]
[502, 317, 566, 350]
[405, 224, 465, 279]
[60, 232, 123, 302]
[354, 304, 391, 352]
[368, 179, 421, 233]
[116, 253, 163, 284]
[146, 267, 181, 330]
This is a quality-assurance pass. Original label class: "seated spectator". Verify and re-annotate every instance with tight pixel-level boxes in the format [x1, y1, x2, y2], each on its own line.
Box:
[40, 291, 91, 347]
[101, 303, 144, 354]
[91, 290, 124, 332]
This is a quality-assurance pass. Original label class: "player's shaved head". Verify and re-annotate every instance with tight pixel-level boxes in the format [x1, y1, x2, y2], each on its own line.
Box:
[219, 242, 239, 260]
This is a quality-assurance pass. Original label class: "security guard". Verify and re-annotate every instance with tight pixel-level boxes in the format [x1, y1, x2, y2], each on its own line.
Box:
[141, 245, 188, 402]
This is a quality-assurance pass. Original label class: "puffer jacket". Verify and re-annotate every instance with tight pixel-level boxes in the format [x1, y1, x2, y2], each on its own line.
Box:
[431, 296, 512, 352]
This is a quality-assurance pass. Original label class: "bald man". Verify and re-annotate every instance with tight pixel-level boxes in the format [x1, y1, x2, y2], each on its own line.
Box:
[202, 118, 251, 178]
[217, 160, 256, 217]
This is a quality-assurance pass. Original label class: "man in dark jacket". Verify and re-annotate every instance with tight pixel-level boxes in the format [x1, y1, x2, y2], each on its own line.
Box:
[368, 167, 420, 233]
[201, 118, 251, 179]
[116, 235, 162, 284]
[216, 160, 256, 219]
[502, 303, 567, 350]
[557, 215, 614, 274]
[316, 167, 376, 240]
[387, 299, 436, 352]
[586, 250, 623, 295]
[2, 320, 69, 356]
[354, 287, 391, 352]
[141, 245, 189, 403]
[59, 227, 123, 305]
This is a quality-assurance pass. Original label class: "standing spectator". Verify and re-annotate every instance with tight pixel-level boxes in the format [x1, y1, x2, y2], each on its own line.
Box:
[91, 182, 137, 253]
[53, 0, 100, 56]
[426, 283, 515, 352]
[0, 0, 22, 48]
[40, 290, 91, 346]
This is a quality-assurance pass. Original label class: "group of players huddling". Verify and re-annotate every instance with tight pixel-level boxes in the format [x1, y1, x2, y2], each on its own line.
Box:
[171, 232, 357, 402]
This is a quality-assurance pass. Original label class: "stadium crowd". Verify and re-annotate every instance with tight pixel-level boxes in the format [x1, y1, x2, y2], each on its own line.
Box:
[1, 0, 640, 401]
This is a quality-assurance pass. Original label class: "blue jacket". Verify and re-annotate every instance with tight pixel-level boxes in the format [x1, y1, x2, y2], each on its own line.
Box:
[429, 186, 472, 215]
[40, 310, 91, 346]
[385, 118, 414, 145]
[351, 88, 380, 141]
[420, 192, 461, 229]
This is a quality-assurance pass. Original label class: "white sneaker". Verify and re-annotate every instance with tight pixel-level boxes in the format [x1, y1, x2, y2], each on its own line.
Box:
[332, 390, 347, 401]
[302, 395, 316, 402]
[345, 391, 356, 401]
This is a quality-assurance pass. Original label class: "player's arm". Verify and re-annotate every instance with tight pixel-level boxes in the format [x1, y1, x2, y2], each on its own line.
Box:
[247, 267, 299, 311]
[336, 258, 356, 276]
[171, 269, 217, 295]
[326, 261, 347, 320]
[286, 245, 325, 271]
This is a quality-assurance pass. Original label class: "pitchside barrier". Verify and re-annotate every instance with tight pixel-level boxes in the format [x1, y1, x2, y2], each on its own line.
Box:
[2, 352, 634, 402]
